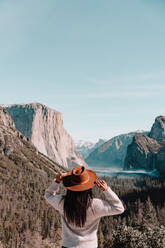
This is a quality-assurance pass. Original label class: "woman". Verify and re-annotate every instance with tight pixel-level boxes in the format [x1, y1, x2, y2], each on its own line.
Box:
[44, 166, 124, 248]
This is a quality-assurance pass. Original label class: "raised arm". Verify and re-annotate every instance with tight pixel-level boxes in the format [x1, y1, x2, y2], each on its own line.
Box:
[44, 172, 68, 213]
[94, 179, 125, 217]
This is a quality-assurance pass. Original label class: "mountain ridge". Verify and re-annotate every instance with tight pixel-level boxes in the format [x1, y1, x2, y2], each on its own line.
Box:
[85, 131, 149, 168]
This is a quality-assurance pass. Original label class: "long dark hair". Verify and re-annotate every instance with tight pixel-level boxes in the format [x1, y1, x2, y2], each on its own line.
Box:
[63, 189, 93, 227]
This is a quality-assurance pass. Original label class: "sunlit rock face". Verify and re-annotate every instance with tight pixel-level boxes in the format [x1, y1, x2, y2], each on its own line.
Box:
[4, 103, 86, 168]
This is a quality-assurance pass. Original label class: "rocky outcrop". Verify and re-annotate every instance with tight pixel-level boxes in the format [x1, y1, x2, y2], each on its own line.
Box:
[124, 133, 161, 170]
[149, 116, 165, 142]
[0, 107, 15, 129]
[85, 132, 147, 168]
[4, 103, 86, 168]
[0, 107, 29, 156]
[124, 116, 165, 175]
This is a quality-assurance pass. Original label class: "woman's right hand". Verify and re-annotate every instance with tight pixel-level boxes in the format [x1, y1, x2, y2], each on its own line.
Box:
[95, 179, 108, 191]
[55, 172, 68, 183]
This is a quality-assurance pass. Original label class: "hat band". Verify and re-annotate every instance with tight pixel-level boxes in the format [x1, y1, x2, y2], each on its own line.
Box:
[70, 174, 89, 185]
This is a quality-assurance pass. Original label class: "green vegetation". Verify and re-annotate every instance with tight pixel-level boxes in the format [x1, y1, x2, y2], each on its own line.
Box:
[0, 152, 165, 248]
[0, 120, 66, 247]
[97, 176, 165, 248]
[0, 148, 64, 248]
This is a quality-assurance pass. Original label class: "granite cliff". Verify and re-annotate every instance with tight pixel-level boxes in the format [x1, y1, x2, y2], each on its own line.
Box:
[124, 133, 161, 170]
[4, 103, 85, 168]
[124, 116, 165, 175]
[0, 105, 66, 175]
[85, 132, 148, 168]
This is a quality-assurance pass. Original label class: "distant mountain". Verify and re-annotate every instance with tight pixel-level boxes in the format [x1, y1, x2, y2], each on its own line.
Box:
[3, 103, 86, 168]
[124, 116, 165, 176]
[85, 131, 149, 168]
[76, 139, 106, 159]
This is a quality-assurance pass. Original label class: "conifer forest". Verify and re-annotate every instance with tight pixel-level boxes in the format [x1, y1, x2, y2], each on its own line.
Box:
[0, 152, 165, 248]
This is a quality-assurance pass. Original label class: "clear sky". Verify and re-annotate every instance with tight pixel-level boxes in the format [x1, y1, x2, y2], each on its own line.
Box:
[0, 0, 165, 142]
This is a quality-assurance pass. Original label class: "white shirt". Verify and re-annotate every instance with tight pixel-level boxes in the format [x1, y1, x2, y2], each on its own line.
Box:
[44, 180, 124, 248]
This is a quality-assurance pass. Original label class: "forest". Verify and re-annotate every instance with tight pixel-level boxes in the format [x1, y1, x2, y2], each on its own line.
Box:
[0, 149, 165, 248]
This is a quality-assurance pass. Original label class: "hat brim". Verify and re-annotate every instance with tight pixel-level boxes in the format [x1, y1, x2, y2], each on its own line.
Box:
[62, 169, 97, 191]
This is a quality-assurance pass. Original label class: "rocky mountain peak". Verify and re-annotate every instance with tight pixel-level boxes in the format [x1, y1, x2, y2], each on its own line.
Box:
[149, 116, 165, 142]
[4, 103, 85, 168]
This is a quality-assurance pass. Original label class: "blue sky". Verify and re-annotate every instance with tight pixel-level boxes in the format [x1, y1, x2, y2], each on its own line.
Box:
[0, 0, 165, 142]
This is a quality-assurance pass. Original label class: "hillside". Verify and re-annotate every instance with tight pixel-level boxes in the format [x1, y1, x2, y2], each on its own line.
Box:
[0, 106, 67, 247]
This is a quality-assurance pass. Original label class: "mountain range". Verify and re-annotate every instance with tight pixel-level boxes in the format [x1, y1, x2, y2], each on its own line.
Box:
[1, 102, 165, 176]
[85, 131, 148, 168]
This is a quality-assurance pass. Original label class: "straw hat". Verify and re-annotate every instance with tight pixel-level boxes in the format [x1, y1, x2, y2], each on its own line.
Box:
[62, 166, 97, 191]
